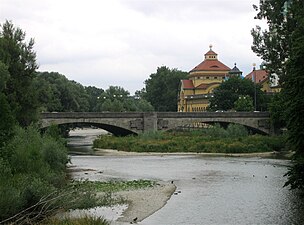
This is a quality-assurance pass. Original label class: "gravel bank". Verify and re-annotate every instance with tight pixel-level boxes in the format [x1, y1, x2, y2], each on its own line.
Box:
[113, 182, 176, 223]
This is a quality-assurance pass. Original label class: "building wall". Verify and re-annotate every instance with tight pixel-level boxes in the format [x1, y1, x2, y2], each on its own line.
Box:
[178, 47, 230, 112]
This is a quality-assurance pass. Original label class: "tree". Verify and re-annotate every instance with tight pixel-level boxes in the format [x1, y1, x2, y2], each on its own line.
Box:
[209, 76, 266, 111]
[0, 20, 39, 126]
[85, 86, 104, 111]
[268, 92, 287, 132]
[234, 95, 254, 112]
[252, 0, 304, 190]
[0, 61, 9, 91]
[251, 0, 293, 83]
[143, 66, 188, 111]
[95, 86, 154, 112]
[34, 72, 90, 112]
[0, 93, 15, 148]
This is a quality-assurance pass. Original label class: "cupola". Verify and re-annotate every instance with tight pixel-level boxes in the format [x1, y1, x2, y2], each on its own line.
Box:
[229, 63, 242, 76]
[204, 44, 218, 60]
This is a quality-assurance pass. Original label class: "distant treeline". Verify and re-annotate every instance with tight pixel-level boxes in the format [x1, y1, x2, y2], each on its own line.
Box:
[34, 71, 154, 112]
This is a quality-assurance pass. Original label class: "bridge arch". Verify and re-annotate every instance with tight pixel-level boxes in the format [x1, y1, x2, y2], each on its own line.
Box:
[42, 122, 138, 136]
[163, 119, 268, 135]
[157, 112, 271, 135]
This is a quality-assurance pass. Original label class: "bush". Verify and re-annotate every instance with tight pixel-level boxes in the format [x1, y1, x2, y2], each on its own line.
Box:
[0, 125, 69, 222]
[226, 124, 248, 138]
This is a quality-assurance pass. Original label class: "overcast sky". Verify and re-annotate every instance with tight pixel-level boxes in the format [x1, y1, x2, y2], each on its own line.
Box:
[1, 0, 264, 94]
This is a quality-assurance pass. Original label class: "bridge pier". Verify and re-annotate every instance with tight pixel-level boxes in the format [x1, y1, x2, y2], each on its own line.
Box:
[143, 112, 158, 133]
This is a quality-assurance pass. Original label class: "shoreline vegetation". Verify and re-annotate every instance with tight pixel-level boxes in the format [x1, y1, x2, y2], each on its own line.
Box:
[93, 124, 287, 155]
[45, 179, 176, 224]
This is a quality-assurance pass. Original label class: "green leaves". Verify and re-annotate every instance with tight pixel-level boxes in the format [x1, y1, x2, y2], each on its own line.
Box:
[234, 95, 254, 112]
[252, 0, 304, 190]
[209, 76, 266, 111]
[143, 66, 188, 111]
[0, 20, 39, 126]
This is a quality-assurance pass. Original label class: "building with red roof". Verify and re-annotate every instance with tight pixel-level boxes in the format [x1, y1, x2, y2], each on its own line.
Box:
[245, 69, 281, 94]
[178, 45, 240, 112]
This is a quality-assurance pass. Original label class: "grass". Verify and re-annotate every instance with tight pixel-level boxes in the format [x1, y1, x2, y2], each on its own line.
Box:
[93, 124, 287, 153]
[43, 215, 110, 225]
[71, 179, 156, 192]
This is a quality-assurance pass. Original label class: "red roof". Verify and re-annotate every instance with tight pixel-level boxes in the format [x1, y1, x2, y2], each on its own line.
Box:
[190, 60, 231, 72]
[245, 70, 268, 83]
[181, 80, 194, 89]
[205, 50, 217, 56]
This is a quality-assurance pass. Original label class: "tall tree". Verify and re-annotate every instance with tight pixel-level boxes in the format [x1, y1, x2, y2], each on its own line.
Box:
[251, 0, 293, 83]
[0, 20, 38, 126]
[143, 66, 188, 111]
[34, 72, 90, 112]
[252, 0, 304, 189]
[209, 76, 266, 111]
[85, 86, 104, 111]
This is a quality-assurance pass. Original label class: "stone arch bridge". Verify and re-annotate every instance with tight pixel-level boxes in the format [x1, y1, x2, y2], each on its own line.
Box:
[40, 112, 272, 136]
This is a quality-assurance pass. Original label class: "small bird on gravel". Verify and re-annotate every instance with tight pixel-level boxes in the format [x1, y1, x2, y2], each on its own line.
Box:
[130, 217, 138, 224]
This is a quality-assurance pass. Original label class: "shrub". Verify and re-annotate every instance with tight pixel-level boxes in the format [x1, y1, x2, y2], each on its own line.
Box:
[0, 125, 69, 222]
[226, 124, 248, 138]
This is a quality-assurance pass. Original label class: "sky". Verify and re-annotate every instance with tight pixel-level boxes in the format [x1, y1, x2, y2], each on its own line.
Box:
[1, 0, 265, 94]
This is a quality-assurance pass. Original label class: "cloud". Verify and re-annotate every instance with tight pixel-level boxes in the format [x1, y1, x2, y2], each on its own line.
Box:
[1, 0, 262, 94]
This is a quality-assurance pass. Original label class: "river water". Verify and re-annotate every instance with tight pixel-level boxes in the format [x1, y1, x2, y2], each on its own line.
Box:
[67, 128, 304, 225]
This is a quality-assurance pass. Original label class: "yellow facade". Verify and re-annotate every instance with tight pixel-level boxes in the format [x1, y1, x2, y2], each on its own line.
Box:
[178, 46, 232, 112]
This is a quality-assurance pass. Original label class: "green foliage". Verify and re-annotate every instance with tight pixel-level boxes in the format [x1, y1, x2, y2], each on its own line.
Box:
[0, 92, 15, 148]
[96, 85, 154, 112]
[252, 0, 304, 190]
[34, 71, 90, 112]
[73, 179, 155, 193]
[251, 0, 292, 82]
[209, 76, 267, 111]
[0, 61, 9, 91]
[143, 66, 188, 111]
[138, 130, 165, 140]
[268, 92, 287, 131]
[284, 157, 304, 190]
[94, 124, 285, 154]
[0, 20, 39, 126]
[283, 3, 304, 190]
[234, 95, 254, 112]
[226, 123, 249, 138]
[85, 86, 105, 111]
[0, 125, 69, 222]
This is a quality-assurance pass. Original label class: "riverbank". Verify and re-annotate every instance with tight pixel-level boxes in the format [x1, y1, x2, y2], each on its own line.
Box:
[94, 148, 293, 159]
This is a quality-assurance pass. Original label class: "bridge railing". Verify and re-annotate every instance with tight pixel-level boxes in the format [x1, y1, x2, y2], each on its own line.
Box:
[41, 111, 270, 119]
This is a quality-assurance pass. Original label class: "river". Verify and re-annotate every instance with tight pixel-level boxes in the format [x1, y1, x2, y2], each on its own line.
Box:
[67, 128, 304, 225]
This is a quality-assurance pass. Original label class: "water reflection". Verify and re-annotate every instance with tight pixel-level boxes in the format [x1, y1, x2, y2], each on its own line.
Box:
[67, 128, 107, 155]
